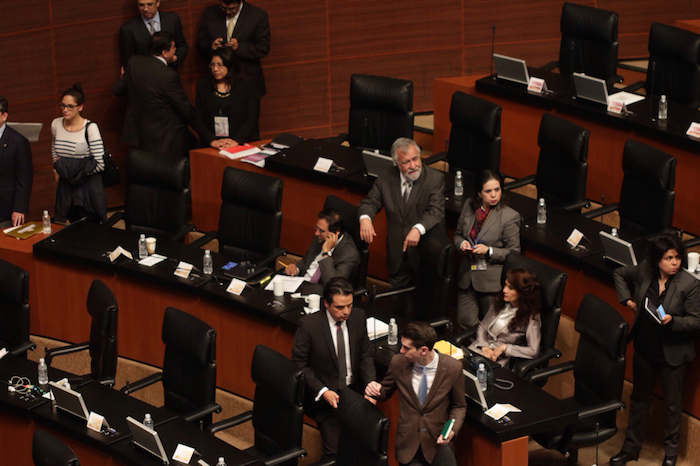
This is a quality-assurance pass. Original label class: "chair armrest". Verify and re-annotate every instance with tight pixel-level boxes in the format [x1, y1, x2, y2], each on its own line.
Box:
[430, 318, 452, 331]
[684, 237, 700, 249]
[512, 348, 562, 378]
[45, 342, 90, 366]
[120, 372, 162, 394]
[105, 212, 124, 228]
[620, 80, 645, 94]
[169, 223, 197, 243]
[332, 133, 348, 145]
[206, 410, 253, 434]
[526, 360, 575, 384]
[264, 447, 307, 465]
[504, 175, 536, 190]
[563, 199, 591, 212]
[540, 60, 558, 72]
[453, 326, 478, 347]
[257, 247, 288, 268]
[9, 341, 36, 356]
[354, 287, 369, 299]
[97, 377, 115, 388]
[423, 151, 448, 166]
[189, 230, 218, 249]
[581, 203, 619, 219]
[182, 402, 222, 423]
[578, 400, 625, 420]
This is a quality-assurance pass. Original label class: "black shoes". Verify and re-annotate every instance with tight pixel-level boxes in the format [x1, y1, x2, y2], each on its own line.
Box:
[609, 450, 639, 465]
[662, 455, 677, 466]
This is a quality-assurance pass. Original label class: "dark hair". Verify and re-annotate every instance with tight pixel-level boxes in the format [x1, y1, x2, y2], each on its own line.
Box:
[148, 31, 175, 56]
[317, 209, 343, 234]
[221, 0, 241, 4]
[493, 268, 541, 332]
[469, 170, 505, 211]
[401, 322, 437, 351]
[210, 47, 245, 86]
[0, 96, 8, 114]
[323, 277, 354, 304]
[646, 233, 686, 274]
[61, 83, 84, 106]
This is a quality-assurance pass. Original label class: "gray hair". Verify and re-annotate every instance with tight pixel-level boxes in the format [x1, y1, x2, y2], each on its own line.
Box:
[390, 138, 420, 163]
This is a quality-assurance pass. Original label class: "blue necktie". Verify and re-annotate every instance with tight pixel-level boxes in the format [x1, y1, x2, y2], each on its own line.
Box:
[418, 366, 427, 406]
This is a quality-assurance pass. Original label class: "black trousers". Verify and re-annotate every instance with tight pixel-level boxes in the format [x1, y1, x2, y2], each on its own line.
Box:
[622, 351, 685, 457]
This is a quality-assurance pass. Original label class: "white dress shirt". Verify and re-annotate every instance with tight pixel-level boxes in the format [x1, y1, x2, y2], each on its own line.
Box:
[411, 349, 439, 398]
[315, 310, 353, 400]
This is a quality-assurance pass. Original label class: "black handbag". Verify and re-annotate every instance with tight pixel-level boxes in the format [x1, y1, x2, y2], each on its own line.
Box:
[85, 122, 121, 187]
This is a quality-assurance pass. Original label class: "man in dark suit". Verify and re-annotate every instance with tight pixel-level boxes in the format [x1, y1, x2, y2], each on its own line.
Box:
[358, 137, 445, 288]
[196, 0, 270, 138]
[291, 277, 376, 459]
[119, 0, 189, 70]
[0, 96, 32, 227]
[284, 209, 360, 286]
[366, 322, 466, 466]
[113, 32, 194, 158]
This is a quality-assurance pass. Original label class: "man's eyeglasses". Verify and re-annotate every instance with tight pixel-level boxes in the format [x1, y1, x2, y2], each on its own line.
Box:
[59, 103, 79, 110]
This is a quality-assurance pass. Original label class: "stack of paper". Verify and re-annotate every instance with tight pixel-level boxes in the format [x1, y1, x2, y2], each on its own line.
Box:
[434, 340, 464, 360]
[366, 317, 389, 341]
[219, 143, 261, 159]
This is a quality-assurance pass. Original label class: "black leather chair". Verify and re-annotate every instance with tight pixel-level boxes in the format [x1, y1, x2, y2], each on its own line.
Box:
[0, 259, 35, 357]
[432, 445, 457, 466]
[122, 307, 221, 426]
[106, 149, 195, 242]
[423, 91, 501, 183]
[323, 195, 369, 294]
[191, 167, 286, 267]
[208, 345, 306, 466]
[343, 74, 414, 152]
[583, 139, 676, 238]
[45, 279, 118, 387]
[32, 429, 80, 466]
[542, 2, 621, 85]
[528, 294, 629, 466]
[506, 113, 589, 213]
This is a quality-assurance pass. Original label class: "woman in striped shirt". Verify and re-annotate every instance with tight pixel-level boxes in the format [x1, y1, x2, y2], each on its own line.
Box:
[52, 83, 107, 223]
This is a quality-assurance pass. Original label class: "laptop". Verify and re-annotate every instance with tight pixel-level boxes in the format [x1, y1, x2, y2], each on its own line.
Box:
[600, 231, 638, 267]
[362, 150, 395, 177]
[493, 54, 530, 85]
[572, 73, 610, 105]
[7, 122, 43, 142]
[126, 416, 170, 464]
[49, 381, 90, 421]
[463, 369, 488, 411]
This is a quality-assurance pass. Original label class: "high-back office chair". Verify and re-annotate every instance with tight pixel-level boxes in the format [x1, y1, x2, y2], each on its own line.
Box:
[122, 307, 221, 426]
[191, 167, 286, 267]
[0, 259, 35, 358]
[583, 139, 676, 238]
[432, 445, 457, 466]
[107, 149, 194, 242]
[506, 113, 589, 212]
[542, 2, 621, 85]
[323, 195, 369, 294]
[528, 294, 629, 466]
[45, 279, 118, 386]
[32, 429, 80, 466]
[423, 91, 501, 182]
[345, 74, 414, 152]
[208, 345, 306, 466]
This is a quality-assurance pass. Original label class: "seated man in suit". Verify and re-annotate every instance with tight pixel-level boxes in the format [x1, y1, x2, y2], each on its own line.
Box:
[291, 277, 376, 459]
[0, 96, 32, 228]
[366, 322, 466, 466]
[284, 209, 360, 286]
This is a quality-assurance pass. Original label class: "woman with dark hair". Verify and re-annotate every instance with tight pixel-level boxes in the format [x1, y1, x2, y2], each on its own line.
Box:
[194, 47, 259, 149]
[611, 234, 700, 466]
[454, 170, 521, 330]
[51, 83, 107, 223]
[469, 268, 541, 367]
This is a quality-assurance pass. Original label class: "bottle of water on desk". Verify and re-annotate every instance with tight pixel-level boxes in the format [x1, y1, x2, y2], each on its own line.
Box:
[658, 94, 668, 120]
[138, 234, 148, 259]
[143, 413, 154, 430]
[217, 458, 227, 466]
[477, 363, 487, 391]
[203, 250, 213, 275]
[387, 318, 398, 346]
[454, 171, 464, 197]
[537, 198, 547, 224]
[38, 358, 48, 385]
[42, 210, 51, 234]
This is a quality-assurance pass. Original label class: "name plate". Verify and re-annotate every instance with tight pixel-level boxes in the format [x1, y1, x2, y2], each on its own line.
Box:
[607, 99, 624, 114]
[687, 122, 700, 138]
[527, 77, 548, 94]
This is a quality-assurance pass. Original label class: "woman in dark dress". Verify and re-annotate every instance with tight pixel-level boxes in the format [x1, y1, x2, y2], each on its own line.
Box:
[195, 47, 259, 150]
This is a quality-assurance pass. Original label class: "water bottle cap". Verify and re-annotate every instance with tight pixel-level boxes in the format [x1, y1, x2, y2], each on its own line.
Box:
[479, 363, 485, 369]
[145, 413, 152, 420]
[390, 317, 396, 323]
[39, 358, 45, 364]
[140, 234, 145, 239]
[661, 94, 666, 99]
[539, 198, 545, 202]
[456, 170, 462, 176]
[43, 210, 49, 215]
[219, 458, 225, 463]
[205, 249, 211, 255]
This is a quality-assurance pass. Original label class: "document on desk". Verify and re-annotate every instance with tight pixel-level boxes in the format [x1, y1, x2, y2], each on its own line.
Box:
[138, 254, 166, 267]
[219, 143, 261, 159]
[366, 317, 389, 341]
[609, 91, 645, 106]
[485, 403, 521, 420]
[313, 157, 333, 173]
[264, 275, 304, 293]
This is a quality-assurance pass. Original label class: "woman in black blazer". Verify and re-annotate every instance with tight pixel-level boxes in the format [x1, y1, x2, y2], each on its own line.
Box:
[194, 47, 259, 150]
[611, 234, 700, 466]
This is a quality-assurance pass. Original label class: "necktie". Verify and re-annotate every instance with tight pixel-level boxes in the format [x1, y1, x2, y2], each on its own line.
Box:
[336, 322, 347, 389]
[147, 20, 155, 35]
[310, 265, 321, 284]
[226, 18, 235, 41]
[417, 366, 428, 406]
[403, 181, 413, 203]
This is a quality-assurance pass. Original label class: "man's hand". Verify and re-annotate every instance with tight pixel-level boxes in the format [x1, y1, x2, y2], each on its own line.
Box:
[472, 244, 489, 255]
[365, 381, 382, 399]
[11, 212, 24, 227]
[322, 231, 339, 253]
[120, 66, 125, 77]
[364, 395, 377, 405]
[402, 227, 421, 252]
[285, 263, 299, 276]
[212, 38, 225, 50]
[322, 390, 339, 408]
[437, 430, 454, 444]
[460, 241, 473, 252]
[360, 218, 376, 243]
[661, 314, 673, 325]
[626, 300, 637, 312]
[226, 38, 239, 51]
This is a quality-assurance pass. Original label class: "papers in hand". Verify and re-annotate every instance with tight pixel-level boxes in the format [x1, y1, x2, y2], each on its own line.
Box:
[366, 317, 389, 341]
[434, 340, 464, 360]
[644, 297, 667, 323]
[264, 275, 304, 293]
[219, 143, 261, 159]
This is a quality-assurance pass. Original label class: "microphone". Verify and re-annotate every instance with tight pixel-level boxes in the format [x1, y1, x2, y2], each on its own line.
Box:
[569, 40, 576, 89]
[599, 194, 604, 224]
[649, 61, 656, 121]
[361, 117, 368, 151]
[490, 24, 496, 80]
[592, 422, 600, 466]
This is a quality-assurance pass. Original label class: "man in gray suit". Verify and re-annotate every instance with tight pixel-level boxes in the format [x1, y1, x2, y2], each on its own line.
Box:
[358, 138, 445, 287]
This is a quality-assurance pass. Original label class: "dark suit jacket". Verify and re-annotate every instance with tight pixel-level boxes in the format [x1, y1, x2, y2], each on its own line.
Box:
[196, 1, 270, 98]
[294, 234, 360, 286]
[614, 260, 700, 367]
[377, 352, 466, 464]
[119, 11, 189, 68]
[454, 201, 521, 292]
[291, 307, 375, 422]
[0, 126, 32, 222]
[357, 165, 445, 276]
[113, 55, 194, 157]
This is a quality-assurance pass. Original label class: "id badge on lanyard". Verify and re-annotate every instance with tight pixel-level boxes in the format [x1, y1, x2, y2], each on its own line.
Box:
[214, 116, 229, 137]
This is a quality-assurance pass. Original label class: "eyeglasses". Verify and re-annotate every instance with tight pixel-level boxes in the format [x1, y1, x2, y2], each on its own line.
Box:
[59, 103, 79, 110]
[209, 63, 227, 69]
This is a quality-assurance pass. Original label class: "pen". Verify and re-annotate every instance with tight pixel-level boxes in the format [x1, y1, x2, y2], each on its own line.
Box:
[276, 259, 286, 269]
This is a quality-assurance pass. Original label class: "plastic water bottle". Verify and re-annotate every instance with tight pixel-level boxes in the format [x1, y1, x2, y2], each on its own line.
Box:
[138, 234, 148, 259]
[217, 458, 227, 466]
[387, 318, 398, 346]
[454, 171, 464, 197]
[143, 413, 154, 430]
[477, 363, 487, 391]
[658, 95, 668, 120]
[42, 210, 51, 234]
[38, 358, 49, 385]
[611, 228, 619, 237]
[537, 198, 547, 224]
[203, 250, 213, 275]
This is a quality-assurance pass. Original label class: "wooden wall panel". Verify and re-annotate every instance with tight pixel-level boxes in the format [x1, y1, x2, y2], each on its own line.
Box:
[1, 0, 51, 33]
[599, 0, 699, 34]
[263, 0, 328, 66]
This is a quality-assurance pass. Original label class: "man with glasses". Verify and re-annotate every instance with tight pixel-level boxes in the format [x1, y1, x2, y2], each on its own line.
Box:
[119, 0, 189, 70]
[0, 96, 32, 228]
[196, 0, 270, 138]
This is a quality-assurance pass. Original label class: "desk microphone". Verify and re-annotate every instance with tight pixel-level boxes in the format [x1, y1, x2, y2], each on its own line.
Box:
[569, 40, 576, 89]
[649, 61, 657, 121]
[599, 194, 604, 224]
[592, 422, 600, 466]
[361, 117, 368, 151]
[490, 25, 496, 80]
